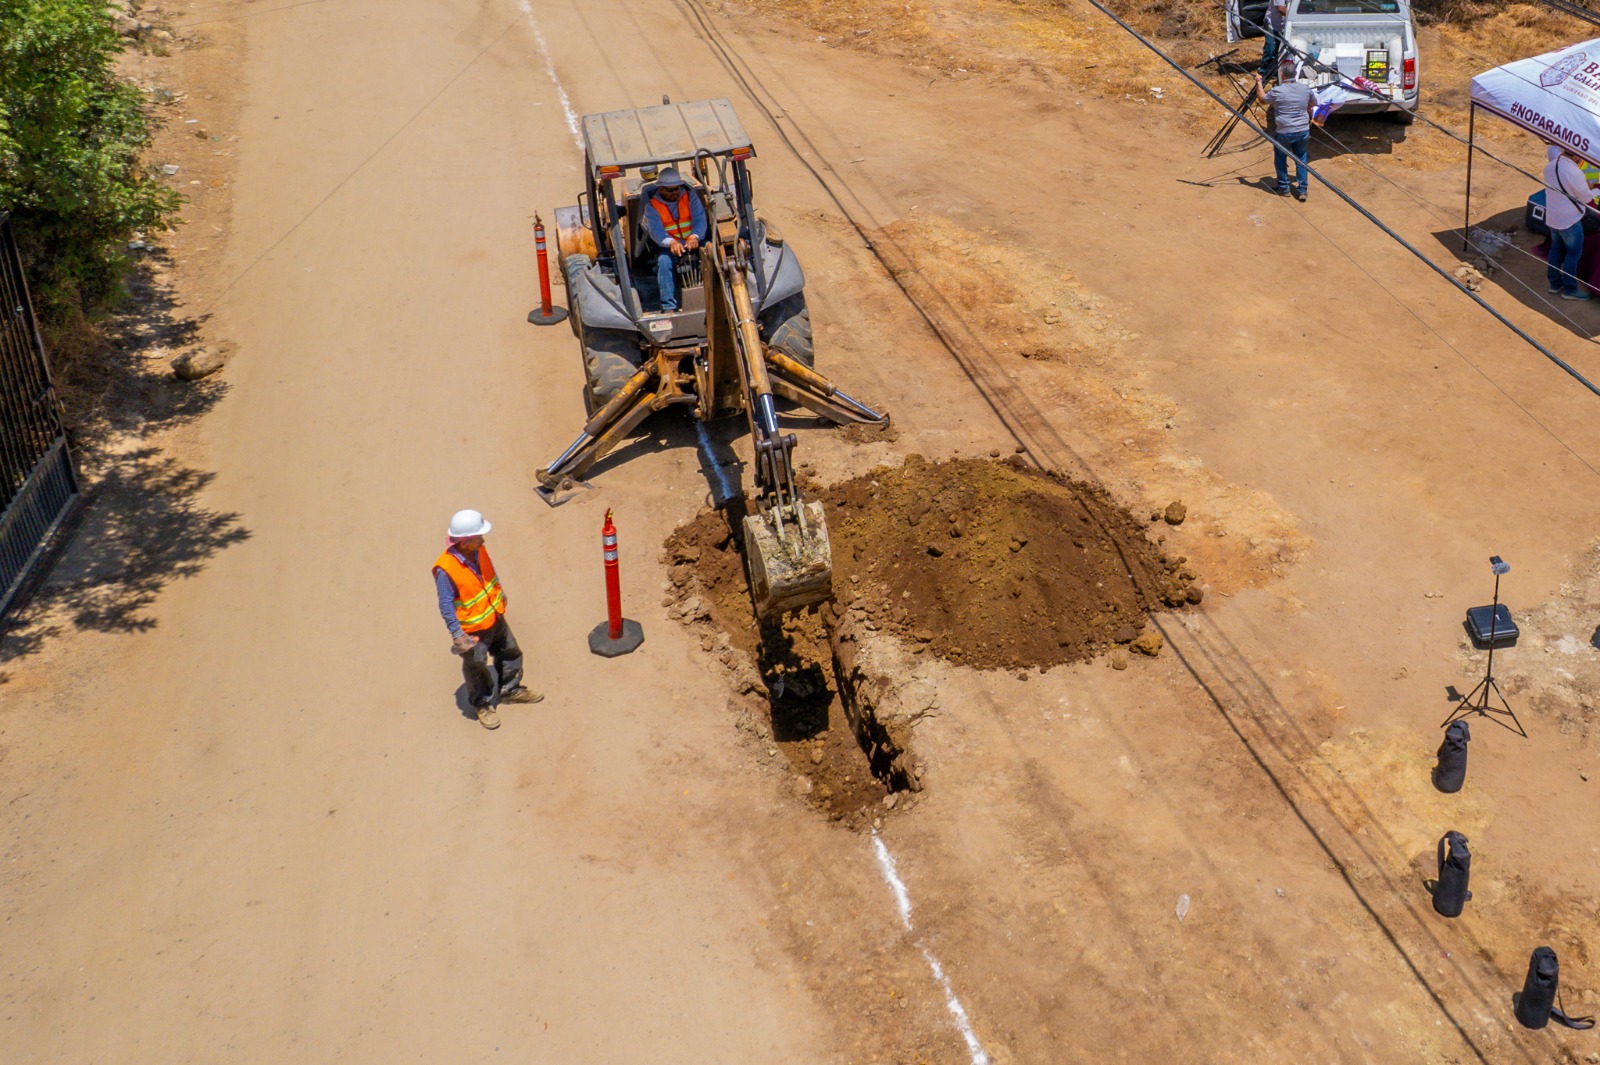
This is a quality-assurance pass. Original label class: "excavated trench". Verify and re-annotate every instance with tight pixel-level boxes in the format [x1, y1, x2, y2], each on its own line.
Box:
[663, 456, 1198, 825]
[665, 496, 917, 827]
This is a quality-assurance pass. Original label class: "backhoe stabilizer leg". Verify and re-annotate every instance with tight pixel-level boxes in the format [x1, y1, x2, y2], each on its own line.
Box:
[536, 365, 658, 499]
[765, 350, 888, 425]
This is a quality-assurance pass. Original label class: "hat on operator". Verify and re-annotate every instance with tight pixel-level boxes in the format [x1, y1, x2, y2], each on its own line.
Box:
[656, 167, 686, 188]
[448, 509, 491, 540]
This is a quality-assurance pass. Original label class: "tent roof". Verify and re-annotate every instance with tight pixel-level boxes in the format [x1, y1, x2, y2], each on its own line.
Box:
[582, 99, 753, 171]
[1470, 39, 1600, 168]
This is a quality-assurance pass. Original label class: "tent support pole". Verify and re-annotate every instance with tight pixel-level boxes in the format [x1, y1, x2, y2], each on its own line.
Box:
[1463, 103, 1476, 254]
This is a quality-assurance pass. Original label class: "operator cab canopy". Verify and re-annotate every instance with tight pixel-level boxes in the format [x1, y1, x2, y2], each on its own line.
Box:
[582, 98, 755, 175]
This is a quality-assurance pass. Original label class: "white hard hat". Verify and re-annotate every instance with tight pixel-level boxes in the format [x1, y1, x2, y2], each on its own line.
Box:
[448, 509, 491, 538]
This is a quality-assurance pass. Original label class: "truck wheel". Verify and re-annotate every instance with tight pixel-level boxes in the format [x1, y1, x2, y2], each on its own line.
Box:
[761, 293, 814, 370]
[563, 254, 590, 340]
[583, 328, 643, 410]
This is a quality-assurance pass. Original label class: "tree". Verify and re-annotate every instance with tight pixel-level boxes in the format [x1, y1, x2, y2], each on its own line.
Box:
[0, 0, 181, 320]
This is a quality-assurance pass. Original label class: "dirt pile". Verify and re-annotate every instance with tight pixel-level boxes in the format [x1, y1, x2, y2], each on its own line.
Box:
[667, 455, 1197, 673]
[827, 455, 1194, 670]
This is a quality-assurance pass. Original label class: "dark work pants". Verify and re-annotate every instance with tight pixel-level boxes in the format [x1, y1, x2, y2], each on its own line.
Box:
[1259, 33, 1281, 78]
[462, 616, 524, 709]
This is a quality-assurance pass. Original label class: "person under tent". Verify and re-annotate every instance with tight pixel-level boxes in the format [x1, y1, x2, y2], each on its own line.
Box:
[1543, 145, 1596, 302]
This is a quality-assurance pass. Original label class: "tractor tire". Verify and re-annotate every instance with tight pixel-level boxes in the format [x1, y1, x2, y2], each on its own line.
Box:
[761, 293, 815, 369]
[562, 254, 589, 340]
[582, 328, 643, 415]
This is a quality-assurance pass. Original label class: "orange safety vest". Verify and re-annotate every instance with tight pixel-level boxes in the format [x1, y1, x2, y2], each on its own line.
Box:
[434, 545, 507, 634]
[651, 194, 694, 242]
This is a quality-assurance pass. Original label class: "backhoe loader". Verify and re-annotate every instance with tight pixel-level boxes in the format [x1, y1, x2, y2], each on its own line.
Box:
[537, 98, 887, 618]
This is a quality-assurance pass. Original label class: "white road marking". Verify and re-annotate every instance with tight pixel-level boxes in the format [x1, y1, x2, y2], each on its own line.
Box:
[871, 832, 991, 1064]
[518, 0, 582, 149]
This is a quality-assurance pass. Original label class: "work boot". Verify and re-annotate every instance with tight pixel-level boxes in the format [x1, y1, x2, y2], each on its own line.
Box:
[476, 704, 501, 730]
[501, 686, 544, 705]
[1293, 189, 1307, 202]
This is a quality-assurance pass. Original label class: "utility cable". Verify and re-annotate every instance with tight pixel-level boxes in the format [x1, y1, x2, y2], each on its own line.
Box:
[1528, 0, 1600, 30]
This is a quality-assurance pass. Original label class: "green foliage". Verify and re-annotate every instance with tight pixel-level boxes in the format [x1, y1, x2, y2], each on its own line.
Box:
[0, 0, 181, 320]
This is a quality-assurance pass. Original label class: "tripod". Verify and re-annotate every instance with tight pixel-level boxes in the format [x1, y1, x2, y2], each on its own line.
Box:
[1443, 566, 1526, 737]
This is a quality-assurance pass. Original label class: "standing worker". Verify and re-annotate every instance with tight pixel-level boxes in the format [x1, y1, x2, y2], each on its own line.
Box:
[1258, 63, 1314, 202]
[1543, 145, 1595, 301]
[1258, 0, 1289, 78]
[432, 509, 542, 730]
[643, 167, 709, 312]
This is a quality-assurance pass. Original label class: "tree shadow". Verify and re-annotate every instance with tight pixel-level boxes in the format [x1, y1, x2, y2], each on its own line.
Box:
[0, 447, 250, 659]
[1, 251, 248, 659]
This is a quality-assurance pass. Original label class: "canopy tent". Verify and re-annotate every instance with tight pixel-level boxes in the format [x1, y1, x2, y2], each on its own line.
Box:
[1465, 39, 1600, 243]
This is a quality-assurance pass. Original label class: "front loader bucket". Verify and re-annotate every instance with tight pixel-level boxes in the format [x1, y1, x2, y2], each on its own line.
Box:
[743, 501, 833, 618]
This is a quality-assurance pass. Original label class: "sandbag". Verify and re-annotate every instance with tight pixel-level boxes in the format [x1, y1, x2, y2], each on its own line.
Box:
[1432, 831, 1472, 918]
[1433, 720, 1470, 793]
[1517, 947, 1560, 1030]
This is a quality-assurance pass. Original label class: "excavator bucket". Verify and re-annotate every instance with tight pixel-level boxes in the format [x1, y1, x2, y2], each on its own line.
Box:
[743, 500, 833, 618]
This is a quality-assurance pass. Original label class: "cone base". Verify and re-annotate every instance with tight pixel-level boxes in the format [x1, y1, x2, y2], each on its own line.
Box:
[588, 618, 643, 657]
[528, 306, 570, 326]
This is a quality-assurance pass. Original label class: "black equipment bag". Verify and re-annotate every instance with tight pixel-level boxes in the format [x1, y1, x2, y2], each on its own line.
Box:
[1432, 831, 1472, 918]
[1516, 947, 1597, 1030]
[1433, 720, 1469, 794]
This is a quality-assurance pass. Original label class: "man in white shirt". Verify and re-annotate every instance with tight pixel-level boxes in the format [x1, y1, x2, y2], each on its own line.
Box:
[1544, 144, 1595, 301]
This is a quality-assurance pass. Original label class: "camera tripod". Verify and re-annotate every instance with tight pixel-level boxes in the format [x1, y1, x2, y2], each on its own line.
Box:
[1442, 559, 1526, 737]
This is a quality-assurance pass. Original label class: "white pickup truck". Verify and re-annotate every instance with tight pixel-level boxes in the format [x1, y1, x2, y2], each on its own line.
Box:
[1227, 0, 1420, 122]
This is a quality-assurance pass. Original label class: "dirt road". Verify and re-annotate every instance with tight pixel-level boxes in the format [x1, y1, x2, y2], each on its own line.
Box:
[7, 0, 1600, 1061]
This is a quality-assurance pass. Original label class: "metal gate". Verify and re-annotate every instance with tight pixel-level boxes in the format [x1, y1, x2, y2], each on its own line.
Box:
[0, 211, 78, 619]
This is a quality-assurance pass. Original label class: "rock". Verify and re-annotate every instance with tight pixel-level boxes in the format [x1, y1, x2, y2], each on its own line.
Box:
[810, 745, 825, 765]
[1185, 585, 1205, 605]
[160, 163, 181, 176]
[115, 14, 150, 37]
[1110, 650, 1130, 670]
[883, 792, 898, 809]
[152, 28, 174, 41]
[1451, 262, 1485, 292]
[925, 544, 943, 558]
[1163, 501, 1187, 526]
[1131, 629, 1164, 656]
[1113, 625, 1138, 644]
[171, 346, 227, 380]
[792, 775, 814, 797]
